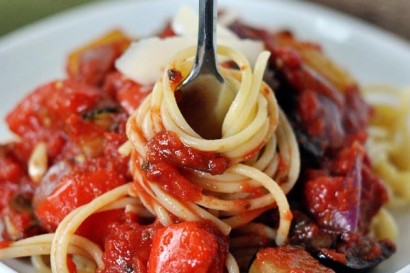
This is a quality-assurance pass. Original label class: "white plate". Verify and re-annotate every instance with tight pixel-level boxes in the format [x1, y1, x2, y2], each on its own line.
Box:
[0, 0, 409, 272]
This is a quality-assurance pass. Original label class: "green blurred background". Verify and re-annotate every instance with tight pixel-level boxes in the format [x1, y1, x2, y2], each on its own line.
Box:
[0, 0, 409, 40]
[0, 0, 98, 36]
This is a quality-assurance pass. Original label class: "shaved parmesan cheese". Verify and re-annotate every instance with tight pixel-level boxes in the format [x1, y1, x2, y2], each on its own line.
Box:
[116, 36, 264, 85]
[116, 5, 265, 85]
[172, 6, 237, 40]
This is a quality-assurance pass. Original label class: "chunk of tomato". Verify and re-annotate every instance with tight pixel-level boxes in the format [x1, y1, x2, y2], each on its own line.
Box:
[6, 80, 101, 161]
[99, 221, 161, 273]
[148, 221, 228, 273]
[103, 72, 152, 115]
[0, 152, 24, 187]
[76, 209, 125, 248]
[0, 145, 39, 240]
[7, 80, 101, 135]
[35, 169, 126, 231]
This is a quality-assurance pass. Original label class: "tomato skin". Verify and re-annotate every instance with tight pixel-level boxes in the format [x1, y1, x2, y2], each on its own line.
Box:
[141, 131, 230, 202]
[6, 80, 101, 134]
[0, 187, 38, 241]
[76, 209, 125, 248]
[0, 145, 39, 240]
[35, 169, 126, 231]
[99, 221, 161, 273]
[142, 161, 202, 202]
[103, 72, 152, 115]
[148, 221, 228, 273]
[6, 80, 101, 161]
[0, 155, 23, 184]
[145, 131, 229, 175]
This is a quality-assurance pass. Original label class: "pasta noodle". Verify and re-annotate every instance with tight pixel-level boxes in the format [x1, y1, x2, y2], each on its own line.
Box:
[126, 44, 299, 270]
[0, 10, 401, 273]
[364, 85, 410, 207]
[0, 43, 299, 272]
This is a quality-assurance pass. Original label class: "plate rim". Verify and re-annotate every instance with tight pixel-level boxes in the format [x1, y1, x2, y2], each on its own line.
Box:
[0, 0, 409, 272]
[1, 0, 410, 53]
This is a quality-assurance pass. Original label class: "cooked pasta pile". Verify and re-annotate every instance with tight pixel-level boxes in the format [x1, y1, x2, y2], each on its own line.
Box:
[364, 85, 410, 208]
[0, 45, 299, 272]
[0, 7, 403, 273]
[126, 45, 299, 270]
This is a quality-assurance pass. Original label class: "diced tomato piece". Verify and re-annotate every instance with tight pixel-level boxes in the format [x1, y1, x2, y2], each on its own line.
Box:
[35, 169, 126, 231]
[142, 161, 202, 202]
[304, 176, 351, 231]
[67, 29, 131, 86]
[103, 72, 152, 115]
[63, 114, 106, 159]
[0, 179, 39, 240]
[32, 160, 74, 208]
[146, 131, 229, 175]
[249, 246, 335, 273]
[76, 209, 125, 248]
[1, 206, 36, 241]
[148, 221, 228, 273]
[304, 166, 361, 233]
[141, 131, 230, 202]
[6, 80, 101, 161]
[343, 86, 370, 136]
[328, 142, 365, 175]
[0, 153, 24, 186]
[7, 80, 101, 135]
[99, 221, 161, 273]
[0, 180, 18, 212]
[359, 165, 388, 233]
[0, 146, 39, 240]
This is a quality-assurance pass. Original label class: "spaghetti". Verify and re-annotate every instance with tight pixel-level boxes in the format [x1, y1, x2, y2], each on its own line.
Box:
[0, 10, 400, 273]
[0, 43, 299, 273]
[364, 85, 410, 208]
[126, 45, 299, 246]
[126, 45, 300, 272]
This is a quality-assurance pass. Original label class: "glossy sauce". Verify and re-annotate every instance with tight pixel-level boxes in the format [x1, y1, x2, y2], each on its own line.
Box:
[142, 131, 229, 201]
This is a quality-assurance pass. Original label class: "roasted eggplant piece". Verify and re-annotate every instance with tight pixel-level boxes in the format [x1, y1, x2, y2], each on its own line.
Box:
[314, 239, 395, 273]
[249, 246, 335, 273]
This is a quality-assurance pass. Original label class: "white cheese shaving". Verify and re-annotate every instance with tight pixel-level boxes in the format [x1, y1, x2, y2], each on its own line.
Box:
[171, 5, 238, 40]
[115, 5, 265, 85]
[116, 37, 264, 85]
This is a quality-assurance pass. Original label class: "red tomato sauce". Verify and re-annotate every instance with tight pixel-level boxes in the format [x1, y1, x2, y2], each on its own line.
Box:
[141, 131, 230, 201]
[0, 30, 141, 244]
[230, 21, 393, 271]
[35, 169, 127, 231]
[104, 72, 152, 115]
[98, 220, 162, 273]
[0, 20, 396, 273]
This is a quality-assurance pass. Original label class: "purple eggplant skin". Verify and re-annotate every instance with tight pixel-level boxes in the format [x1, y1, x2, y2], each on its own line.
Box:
[333, 156, 362, 233]
[314, 239, 396, 273]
